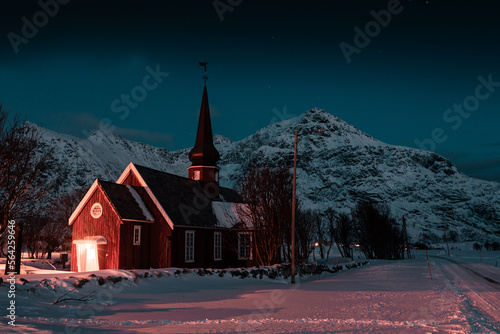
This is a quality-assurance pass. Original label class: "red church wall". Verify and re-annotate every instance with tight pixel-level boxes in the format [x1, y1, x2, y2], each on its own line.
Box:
[116, 169, 253, 269]
[70, 185, 121, 272]
[222, 229, 255, 268]
[120, 171, 172, 268]
[118, 221, 152, 269]
[171, 226, 201, 268]
[171, 226, 254, 269]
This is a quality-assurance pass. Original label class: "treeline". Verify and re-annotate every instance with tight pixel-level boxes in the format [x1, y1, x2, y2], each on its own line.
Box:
[0, 189, 84, 260]
[473, 241, 500, 251]
[234, 166, 410, 266]
[0, 105, 81, 272]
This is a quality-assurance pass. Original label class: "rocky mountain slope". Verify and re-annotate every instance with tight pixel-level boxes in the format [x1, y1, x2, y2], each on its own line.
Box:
[32, 108, 500, 244]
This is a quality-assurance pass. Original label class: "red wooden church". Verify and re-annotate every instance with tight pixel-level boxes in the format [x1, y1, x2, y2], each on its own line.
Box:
[69, 84, 254, 272]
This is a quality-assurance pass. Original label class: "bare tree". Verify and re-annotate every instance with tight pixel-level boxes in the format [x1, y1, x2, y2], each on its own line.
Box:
[235, 166, 293, 266]
[42, 188, 86, 259]
[402, 215, 410, 259]
[323, 209, 354, 258]
[294, 209, 317, 264]
[24, 216, 46, 258]
[352, 200, 404, 260]
[313, 210, 326, 260]
[0, 233, 8, 258]
[0, 105, 53, 274]
[336, 211, 354, 258]
[324, 208, 336, 259]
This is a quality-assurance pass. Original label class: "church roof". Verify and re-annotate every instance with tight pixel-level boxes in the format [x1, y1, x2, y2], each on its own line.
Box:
[188, 86, 220, 166]
[99, 181, 154, 222]
[118, 164, 242, 228]
[68, 179, 155, 225]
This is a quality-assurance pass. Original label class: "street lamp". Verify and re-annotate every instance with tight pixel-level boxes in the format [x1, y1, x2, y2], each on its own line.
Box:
[291, 128, 325, 284]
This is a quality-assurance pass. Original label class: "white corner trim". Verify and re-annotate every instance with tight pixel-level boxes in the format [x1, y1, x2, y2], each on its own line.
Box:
[144, 186, 175, 230]
[116, 163, 175, 230]
[116, 162, 137, 184]
[69, 179, 125, 226]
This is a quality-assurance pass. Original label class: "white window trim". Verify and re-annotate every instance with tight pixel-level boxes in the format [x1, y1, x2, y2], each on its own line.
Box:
[133, 225, 141, 245]
[214, 232, 222, 261]
[238, 231, 252, 260]
[185, 230, 195, 263]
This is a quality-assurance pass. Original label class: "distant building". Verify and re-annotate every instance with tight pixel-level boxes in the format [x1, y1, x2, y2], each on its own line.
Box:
[69, 85, 253, 272]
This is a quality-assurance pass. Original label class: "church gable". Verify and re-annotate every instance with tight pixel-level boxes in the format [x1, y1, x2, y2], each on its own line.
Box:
[116, 163, 175, 230]
[131, 164, 242, 228]
[69, 179, 154, 226]
[70, 181, 123, 271]
[115, 161, 243, 228]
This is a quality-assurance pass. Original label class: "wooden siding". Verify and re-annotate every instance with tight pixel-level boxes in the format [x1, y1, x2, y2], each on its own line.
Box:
[121, 171, 172, 268]
[222, 229, 255, 268]
[118, 222, 152, 269]
[119, 170, 253, 269]
[70, 185, 121, 271]
[171, 226, 254, 268]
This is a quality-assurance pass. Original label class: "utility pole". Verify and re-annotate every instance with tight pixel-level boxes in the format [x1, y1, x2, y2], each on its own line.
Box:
[444, 230, 450, 257]
[291, 130, 298, 284]
[290, 128, 324, 284]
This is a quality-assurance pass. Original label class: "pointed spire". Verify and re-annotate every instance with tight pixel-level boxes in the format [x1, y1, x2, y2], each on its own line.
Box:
[188, 86, 220, 167]
[187, 62, 221, 186]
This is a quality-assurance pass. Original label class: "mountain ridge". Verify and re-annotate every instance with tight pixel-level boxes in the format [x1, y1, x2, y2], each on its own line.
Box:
[30, 108, 500, 244]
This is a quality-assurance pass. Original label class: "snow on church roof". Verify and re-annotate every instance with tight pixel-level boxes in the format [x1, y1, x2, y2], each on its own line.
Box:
[121, 164, 242, 228]
[99, 181, 154, 222]
[69, 179, 156, 225]
[212, 202, 253, 229]
[125, 185, 154, 221]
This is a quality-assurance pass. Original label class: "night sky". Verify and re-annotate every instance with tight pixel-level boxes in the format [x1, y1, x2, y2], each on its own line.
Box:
[1, 0, 499, 182]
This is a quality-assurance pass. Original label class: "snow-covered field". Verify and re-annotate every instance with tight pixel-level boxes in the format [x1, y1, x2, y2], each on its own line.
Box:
[1, 251, 499, 333]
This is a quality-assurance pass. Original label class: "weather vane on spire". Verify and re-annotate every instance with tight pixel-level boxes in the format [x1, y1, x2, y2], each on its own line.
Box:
[199, 61, 208, 85]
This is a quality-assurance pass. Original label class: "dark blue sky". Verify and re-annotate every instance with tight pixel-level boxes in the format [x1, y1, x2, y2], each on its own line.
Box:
[1, 0, 499, 181]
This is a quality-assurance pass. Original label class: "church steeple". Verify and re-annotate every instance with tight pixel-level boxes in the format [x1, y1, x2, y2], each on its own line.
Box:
[188, 64, 220, 185]
[188, 86, 220, 166]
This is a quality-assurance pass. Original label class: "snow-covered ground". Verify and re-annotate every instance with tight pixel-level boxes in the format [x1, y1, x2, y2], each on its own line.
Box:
[433, 247, 500, 268]
[1, 250, 499, 333]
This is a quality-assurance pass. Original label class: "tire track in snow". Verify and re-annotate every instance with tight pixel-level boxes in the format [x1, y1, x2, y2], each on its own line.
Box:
[431, 256, 500, 333]
[432, 256, 500, 287]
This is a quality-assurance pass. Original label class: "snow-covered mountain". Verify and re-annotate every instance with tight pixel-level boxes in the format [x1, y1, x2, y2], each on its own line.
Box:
[32, 108, 500, 244]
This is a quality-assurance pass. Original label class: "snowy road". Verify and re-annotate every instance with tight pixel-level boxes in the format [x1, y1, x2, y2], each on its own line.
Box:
[431, 255, 500, 333]
[3, 255, 500, 333]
